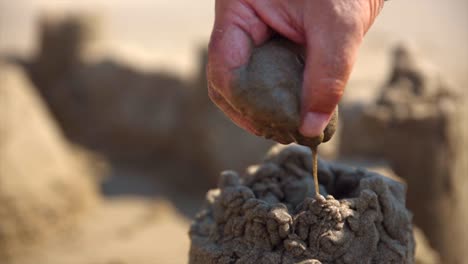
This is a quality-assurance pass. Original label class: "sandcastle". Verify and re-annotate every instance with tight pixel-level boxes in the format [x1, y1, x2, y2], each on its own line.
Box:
[190, 144, 414, 263]
[360, 44, 467, 262]
[0, 62, 97, 261]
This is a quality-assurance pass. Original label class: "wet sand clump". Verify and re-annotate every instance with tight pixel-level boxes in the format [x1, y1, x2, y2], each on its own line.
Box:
[230, 37, 338, 147]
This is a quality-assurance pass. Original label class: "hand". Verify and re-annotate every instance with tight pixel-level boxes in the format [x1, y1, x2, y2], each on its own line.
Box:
[207, 0, 384, 137]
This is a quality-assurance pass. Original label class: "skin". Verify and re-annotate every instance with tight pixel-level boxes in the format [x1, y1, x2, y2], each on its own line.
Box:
[207, 0, 384, 138]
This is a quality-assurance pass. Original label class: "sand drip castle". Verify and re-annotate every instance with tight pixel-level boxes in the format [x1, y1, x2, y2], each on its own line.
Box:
[189, 145, 414, 263]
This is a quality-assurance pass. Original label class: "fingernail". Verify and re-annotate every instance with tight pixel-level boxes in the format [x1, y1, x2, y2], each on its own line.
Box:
[300, 112, 331, 137]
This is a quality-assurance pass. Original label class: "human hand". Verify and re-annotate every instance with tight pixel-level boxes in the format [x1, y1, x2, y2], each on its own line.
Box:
[207, 0, 384, 138]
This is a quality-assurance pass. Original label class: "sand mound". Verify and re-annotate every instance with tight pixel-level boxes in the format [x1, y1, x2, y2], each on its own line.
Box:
[0, 62, 97, 261]
[190, 144, 414, 263]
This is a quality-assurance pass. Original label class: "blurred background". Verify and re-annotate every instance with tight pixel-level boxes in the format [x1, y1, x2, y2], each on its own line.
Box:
[0, 0, 467, 264]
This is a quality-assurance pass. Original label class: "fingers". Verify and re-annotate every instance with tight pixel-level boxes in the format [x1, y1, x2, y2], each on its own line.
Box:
[299, 1, 365, 137]
[207, 0, 271, 133]
[209, 0, 385, 140]
[207, 0, 271, 98]
[243, 0, 306, 45]
[208, 84, 262, 136]
[299, 43, 359, 137]
[299, 44, 356, 137]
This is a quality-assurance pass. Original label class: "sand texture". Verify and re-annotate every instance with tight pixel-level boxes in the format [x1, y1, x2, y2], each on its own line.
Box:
[231, 37, 338, 148]
[190, 144, 414, 263]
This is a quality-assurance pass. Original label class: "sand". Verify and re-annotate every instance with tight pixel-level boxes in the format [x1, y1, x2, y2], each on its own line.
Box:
[231, 37, 338, 147]
[0, 61, 97, 261]
[361, 43, 468, 263]
[189, 144, 414, 263]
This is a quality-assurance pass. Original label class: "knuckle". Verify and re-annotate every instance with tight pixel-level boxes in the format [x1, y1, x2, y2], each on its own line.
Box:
[320, 78, 345, 103]
[307, 78, 345, 113]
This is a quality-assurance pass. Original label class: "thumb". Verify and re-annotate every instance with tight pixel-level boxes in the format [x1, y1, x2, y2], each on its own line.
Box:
[299, 25, 363, 137]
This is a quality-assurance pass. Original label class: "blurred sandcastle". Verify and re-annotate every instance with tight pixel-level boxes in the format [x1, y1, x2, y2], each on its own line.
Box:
[0, 60, 192, 264]
[339, 43, 468, 263]
[19, 14, 275, 193]
[0, 14, 275, 263]
[0, 61, 98, 260]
